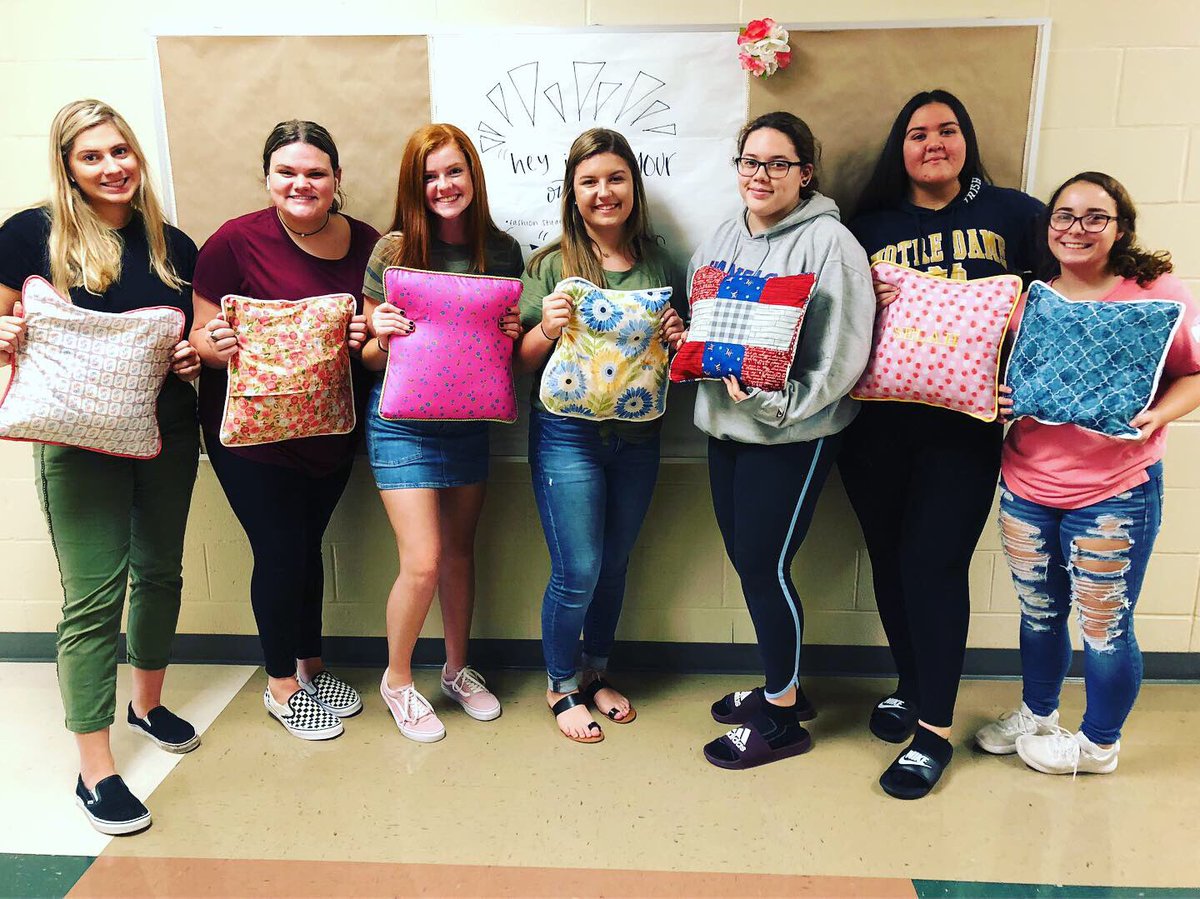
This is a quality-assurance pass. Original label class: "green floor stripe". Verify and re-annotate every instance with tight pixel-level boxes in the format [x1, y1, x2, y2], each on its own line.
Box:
[0, 854, 94, 899]
[915, 881, 1200, 898]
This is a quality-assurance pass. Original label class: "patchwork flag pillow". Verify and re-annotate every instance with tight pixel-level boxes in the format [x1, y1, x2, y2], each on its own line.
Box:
[0, 275, 183, 458]
[851, 262, 1022, 421]
[1006, 280, 1185, 439]
[378, 266, 521, 422]
[669, 266, 814, 391]
[220, 293, 356, 446]
[539, 277, 672, 421]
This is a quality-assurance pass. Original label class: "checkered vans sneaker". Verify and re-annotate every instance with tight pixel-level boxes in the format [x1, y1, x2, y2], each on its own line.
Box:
[263, 687, 344, 741]
[441, 666, 502, 721]
[299, 670, 363, 718]
[380, 675, 445, 743]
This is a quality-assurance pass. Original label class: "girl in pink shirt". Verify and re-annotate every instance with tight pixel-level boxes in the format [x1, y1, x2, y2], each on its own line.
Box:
[975, 172, 1200, 775]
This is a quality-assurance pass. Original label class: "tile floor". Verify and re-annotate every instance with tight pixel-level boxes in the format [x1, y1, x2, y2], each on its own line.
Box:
[1, 662, 1198, 898]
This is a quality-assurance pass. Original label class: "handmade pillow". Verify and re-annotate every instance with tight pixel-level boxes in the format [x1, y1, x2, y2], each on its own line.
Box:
[220, 293, 355, 446]
[0, 275, 183, 458]
[378, 267, 522, 422]
[539, 277, 672, 421]
[851, 262, 1022, 421]
[1006, 280, 1185, 438]
[669, 266, 814, 391]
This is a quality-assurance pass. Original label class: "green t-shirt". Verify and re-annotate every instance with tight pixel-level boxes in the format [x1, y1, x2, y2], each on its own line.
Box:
[519, 241, 685, 441]
[362, 230, 525, 304]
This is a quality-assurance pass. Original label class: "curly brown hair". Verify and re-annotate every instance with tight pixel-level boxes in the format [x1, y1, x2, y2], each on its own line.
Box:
[1038, 171, 1172, 287]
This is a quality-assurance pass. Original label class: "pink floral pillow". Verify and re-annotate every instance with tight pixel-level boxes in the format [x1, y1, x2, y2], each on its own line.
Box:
[378, 267, 522, 422]
[220, 293, 355, 446]
[851, 262, 1022, 421]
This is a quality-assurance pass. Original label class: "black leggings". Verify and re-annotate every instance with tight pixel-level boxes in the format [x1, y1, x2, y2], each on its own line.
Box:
[708, 434, 841, 698]
[838, 403, 1001, 728]
[205, 437, 353, 678]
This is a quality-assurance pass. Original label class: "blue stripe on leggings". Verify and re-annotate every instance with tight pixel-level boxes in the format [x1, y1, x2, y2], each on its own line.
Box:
[765, 437, 826, 701]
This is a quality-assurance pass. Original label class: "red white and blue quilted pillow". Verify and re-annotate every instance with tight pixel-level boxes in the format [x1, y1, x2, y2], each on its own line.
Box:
[669, 265, 815, 391]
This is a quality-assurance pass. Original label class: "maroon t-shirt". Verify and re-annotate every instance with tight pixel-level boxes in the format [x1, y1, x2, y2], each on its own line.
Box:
[193, 207, 379, 475]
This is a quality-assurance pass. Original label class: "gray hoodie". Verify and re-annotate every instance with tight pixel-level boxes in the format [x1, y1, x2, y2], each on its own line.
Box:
[688, 193, 876, 445]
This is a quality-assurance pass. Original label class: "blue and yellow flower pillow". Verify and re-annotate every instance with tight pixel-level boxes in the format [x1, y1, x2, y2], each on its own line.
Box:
[1006, 280, 1185, 438]
[539, 277, 672, 421]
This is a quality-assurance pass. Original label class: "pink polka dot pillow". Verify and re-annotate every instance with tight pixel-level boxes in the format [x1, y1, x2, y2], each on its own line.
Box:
[851, 262, 1022, 421]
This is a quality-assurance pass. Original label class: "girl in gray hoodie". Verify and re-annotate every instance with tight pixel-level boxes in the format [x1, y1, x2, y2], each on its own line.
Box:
[696, 112, 876, 770]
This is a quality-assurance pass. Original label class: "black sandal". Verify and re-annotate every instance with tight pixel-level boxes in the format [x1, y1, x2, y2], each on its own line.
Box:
[879, 743, 952, 800]
[869, 694, 919, 743]
[549, 693, 604, 744]
[712, 686, 816, 725]
[581, 676, 637, 724]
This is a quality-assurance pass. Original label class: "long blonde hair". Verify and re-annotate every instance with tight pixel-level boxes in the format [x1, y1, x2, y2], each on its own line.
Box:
[528, 128, 657, 287]
[47, 99, 182, 295]
[382, 124, 502, 273]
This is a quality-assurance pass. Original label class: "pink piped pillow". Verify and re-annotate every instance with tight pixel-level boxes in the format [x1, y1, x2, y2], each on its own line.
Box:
[851, 262, 1022, 421]
[0, 276, 183, 458]
[378, 266, 522, 422]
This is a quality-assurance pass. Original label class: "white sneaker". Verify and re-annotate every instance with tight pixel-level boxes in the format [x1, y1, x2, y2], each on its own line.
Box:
[299, 670, 363, 718]
[380, 675, 446, 743]
[974, 702, 1059, 755]
[263, 688, 344, 741]
[1016, 728, 1119, 776]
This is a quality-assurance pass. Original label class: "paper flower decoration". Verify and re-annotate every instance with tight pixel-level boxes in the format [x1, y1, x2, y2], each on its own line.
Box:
[737, 18, 792, 79]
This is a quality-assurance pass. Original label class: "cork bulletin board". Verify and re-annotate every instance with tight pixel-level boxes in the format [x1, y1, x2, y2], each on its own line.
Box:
[155, 23, 1044, 457]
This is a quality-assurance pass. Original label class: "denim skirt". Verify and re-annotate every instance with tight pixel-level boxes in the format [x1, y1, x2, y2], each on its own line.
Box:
[365, 381, 489, 490]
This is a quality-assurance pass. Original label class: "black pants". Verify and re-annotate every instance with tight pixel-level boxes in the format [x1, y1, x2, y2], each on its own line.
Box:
[708, 434, 840, 698]
[205, 437, 353, 678]
[838, 403, 1001, 728]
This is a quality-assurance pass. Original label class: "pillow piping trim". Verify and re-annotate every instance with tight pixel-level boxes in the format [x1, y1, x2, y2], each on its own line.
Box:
[0, 275, 185, 460]
[376, 265, 523, 424]
[540, 276, 674, 423]
[219, 292, 358, 447]
[849, 265, 1023, 422]
[1004, 280, 1187, 440]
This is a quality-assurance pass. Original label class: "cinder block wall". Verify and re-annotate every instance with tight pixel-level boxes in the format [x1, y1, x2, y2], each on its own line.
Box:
[2, 0, 1198, 654]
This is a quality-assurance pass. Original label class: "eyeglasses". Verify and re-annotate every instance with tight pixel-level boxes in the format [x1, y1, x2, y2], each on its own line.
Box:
[1048, 211, 1118, 233]
[733, 157, 805, 179]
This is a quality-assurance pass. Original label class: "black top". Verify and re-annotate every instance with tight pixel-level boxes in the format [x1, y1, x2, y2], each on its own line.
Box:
[849, 179, 1044, 285]
[0, 206, 198, 332]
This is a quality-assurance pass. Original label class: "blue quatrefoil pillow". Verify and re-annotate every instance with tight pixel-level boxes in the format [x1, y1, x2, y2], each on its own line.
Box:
[1006, 281, 1185, 439]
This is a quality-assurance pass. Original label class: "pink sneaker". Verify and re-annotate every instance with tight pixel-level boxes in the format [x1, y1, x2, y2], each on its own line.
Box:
[441, 666, 502, 721]
[379, 675, 445, 743]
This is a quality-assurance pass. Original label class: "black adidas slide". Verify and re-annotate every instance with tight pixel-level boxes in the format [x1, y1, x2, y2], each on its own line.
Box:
[702, 722, 812, 770]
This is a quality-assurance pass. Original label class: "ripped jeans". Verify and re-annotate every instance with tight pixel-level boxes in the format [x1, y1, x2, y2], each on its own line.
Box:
[998, 463, 1162, 744]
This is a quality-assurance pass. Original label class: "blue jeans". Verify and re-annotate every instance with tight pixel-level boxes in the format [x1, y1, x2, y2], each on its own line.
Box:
[529, 410, 661, 693]
[998, 464, 1163, 744]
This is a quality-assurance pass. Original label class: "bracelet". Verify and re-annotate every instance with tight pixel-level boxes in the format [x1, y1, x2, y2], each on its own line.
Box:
[539, 323, 558, 341]
[376, 335, 390, 353]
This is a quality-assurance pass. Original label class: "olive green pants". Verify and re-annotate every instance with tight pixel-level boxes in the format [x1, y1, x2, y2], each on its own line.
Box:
[37, 377, 199, 733]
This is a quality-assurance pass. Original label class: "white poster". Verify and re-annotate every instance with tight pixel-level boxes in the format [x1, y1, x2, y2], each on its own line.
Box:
[430, 31, 749, 267]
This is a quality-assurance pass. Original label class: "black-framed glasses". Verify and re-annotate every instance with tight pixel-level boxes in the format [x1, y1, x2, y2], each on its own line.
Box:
[1049, 211, 1118, 233]
[733, 157, 805, 179]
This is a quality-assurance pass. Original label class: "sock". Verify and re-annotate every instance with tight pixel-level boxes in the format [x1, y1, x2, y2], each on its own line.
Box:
[753, 700, 807, 749]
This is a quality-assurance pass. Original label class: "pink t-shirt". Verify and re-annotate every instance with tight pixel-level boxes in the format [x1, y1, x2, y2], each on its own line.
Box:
[1002, 274, 1200, 509]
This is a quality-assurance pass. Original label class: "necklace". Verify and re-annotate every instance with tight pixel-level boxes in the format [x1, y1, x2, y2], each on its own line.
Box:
[277, 208, 331, 238]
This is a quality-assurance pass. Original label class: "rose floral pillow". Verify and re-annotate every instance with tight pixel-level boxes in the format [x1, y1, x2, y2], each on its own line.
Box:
[1006, 280, 1185, 438]
[669, 265, 814, 391]
[220, 293, 355, 446]
[378, 267, 522, 422]
[539, 277, 672, 421]
[0, 276, 183, 458]
[851, 262, 1022, 421]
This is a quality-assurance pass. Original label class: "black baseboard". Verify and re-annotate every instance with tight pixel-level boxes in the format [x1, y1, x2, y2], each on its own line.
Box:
[2, 632, 1197, 680]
